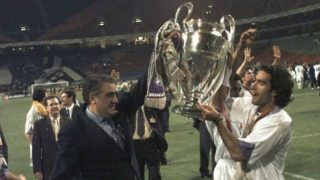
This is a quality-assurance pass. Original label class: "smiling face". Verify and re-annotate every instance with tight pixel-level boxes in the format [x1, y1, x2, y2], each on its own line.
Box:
[242, 69, 254, 88]
[46, 97, 62, 118]
[250, 70, 275, 111]
[89, 82, 119, 118]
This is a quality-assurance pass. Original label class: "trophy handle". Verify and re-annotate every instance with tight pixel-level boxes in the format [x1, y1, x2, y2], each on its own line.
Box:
[174, 2, 193, 30]
[220, 15, 235, 47]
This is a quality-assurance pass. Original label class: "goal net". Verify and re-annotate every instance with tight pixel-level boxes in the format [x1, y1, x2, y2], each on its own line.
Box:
[30, 81, 69, 95]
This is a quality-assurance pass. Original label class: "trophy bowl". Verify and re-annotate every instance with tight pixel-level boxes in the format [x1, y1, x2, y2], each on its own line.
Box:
[170, 2, 235, 118]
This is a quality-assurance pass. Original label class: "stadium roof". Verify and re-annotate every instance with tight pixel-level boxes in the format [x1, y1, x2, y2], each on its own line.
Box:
[0, 0, 319, 43]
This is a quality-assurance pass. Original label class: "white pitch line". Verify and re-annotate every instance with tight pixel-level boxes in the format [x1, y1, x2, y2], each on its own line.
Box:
[292, 133, 320, 139]
[285, 134, 320, 180]
[284, 172, 316, 180]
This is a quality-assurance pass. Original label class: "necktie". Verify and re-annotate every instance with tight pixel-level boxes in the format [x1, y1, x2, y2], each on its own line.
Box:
[107, 119, 124, 149]
[137, 108, 145, 138]
[52, 119, 59, 141]
[66, 109, 70, 118]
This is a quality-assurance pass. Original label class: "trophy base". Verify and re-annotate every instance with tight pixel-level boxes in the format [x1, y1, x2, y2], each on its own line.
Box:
[172, 105, 202, 119]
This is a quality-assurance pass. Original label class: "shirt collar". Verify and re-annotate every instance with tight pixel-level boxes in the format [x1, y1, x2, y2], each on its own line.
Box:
[66, 103, 75, 111]
[85, 107, 104, 123]
[49, 115, 61, 122]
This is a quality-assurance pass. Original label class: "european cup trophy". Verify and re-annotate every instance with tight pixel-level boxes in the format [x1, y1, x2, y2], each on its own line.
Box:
[164, 2, 235, 118]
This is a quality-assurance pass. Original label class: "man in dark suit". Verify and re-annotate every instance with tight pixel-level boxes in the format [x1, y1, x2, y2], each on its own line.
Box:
[50, 74, 147, 180]
[131, 105, 168, 180]
[60, 89, 80, 120]
[193, 118, 216, 178]
[32, 95, 70, 180]
[0, 119, 26, 179]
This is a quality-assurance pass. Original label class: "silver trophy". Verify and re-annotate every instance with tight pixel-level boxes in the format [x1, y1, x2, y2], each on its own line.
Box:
[167, 2, 235, 118]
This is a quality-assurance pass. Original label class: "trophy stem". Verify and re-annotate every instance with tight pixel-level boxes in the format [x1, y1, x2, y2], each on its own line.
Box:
[172, 104, 202, 119]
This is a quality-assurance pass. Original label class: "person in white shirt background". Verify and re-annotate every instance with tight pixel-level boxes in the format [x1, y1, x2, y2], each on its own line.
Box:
[25, 89, 48, 167]
[287, 65, 296, 82]
[295, 64, 304, 90]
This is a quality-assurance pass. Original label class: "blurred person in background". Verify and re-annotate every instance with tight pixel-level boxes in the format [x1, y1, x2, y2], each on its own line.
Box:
[234, 48, 255, 97]
[303, 63, 310, 89]
[317, 72, 320, 96]
[0, 153, 26, 180]
[295, 64, 304, 90]
[0, 122, 25, 180]
[287, 66, 296, 84]
[308, 64, 317, 90]
[25, 89, 48, 167]
[131, 105, 167, 180]
[60, 89, 80, 120]
[0, 124, 8, 164]
[193, 118, 215, 178]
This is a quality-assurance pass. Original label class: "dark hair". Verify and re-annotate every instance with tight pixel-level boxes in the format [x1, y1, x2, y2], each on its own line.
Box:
[82, 74, 116, 104]
[32, 89, 47, 102]
[241, 66, 253, 78]
[43, 95, 60, 106]
[254, 65, 293, 108]
[62, 89, 76, 103]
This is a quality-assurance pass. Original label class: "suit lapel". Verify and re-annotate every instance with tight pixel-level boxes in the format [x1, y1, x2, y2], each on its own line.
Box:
[84, 115, 126, 152]
[45, 117, 56, 142]
[60, 116, 68, 127]
[71, 106, 80, 120]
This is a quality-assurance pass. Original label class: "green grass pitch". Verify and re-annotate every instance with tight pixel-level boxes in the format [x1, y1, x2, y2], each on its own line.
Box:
[0, 88, 319, 180]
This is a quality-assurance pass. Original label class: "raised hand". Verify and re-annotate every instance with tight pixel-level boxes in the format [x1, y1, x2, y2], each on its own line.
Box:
[244, 47, 254, 63]
[272, 45, 281, 65]
[230, 28, 257, 65]
[273, 45, 281, 59]
[239, 28, 257, 46]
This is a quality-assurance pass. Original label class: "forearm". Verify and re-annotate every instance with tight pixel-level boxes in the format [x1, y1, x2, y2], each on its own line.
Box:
[236, 60, 247, 77]
[199, 103, 246, 162]
[272, 45, 281, 65]
[25, 134, 32, 144]
[5, 171, 24, 180]
[272, 58, 280, 65]
[119, 73, 147, 113]
[215, 120, 245, 162]
[231, 43, 242, 65]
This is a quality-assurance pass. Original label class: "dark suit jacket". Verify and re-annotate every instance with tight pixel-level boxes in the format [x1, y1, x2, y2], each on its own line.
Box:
[32, 116, 71, 180]
[144, 107, 168, 152]
[50, 74, 147, 180]
[0, 124, 8, 163]
[131, 106, 168, 152]
[60, 105, 81, 120]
